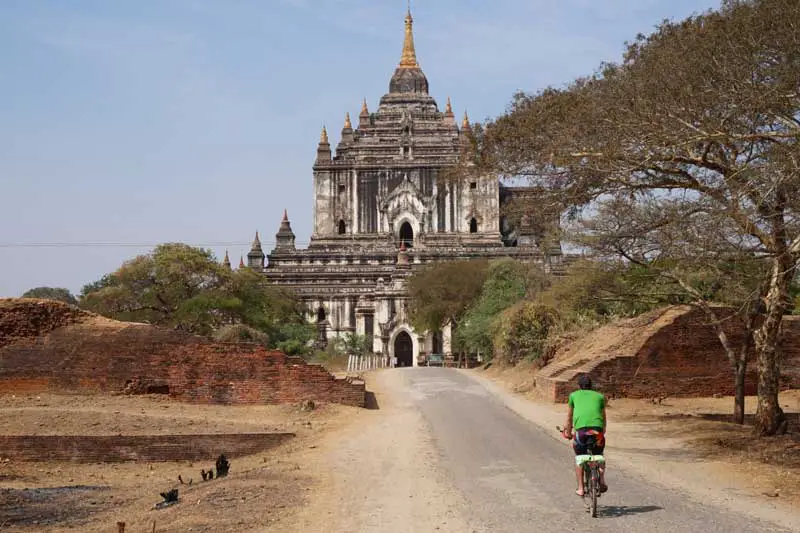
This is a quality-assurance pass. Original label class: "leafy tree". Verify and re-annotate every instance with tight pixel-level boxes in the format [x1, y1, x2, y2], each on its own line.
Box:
[456, 259, 546, 357]
[80, 243, 229, 333]
[407, 259, 490, 334]
[337, 333, 371, 356]
[79, 243, 313, 354]
[472, 0, 799, 435]
[79, 274, 118, 299]
[21, 287, 77, 305]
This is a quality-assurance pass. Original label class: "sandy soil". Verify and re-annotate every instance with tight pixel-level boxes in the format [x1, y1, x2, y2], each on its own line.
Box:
[478, 364, 800, 522]
[0, 392, 361, 532]
[275, 370, 472, 533]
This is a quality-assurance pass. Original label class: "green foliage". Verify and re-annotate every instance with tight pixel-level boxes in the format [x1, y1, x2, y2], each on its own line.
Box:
[79, 242, 313, 354]
[493, 302, 560, 365]
[21, 287, 77, 305]
[407, 259, 489, 333]
[456, 259, 545, 357]
[540, 260, 678, 323]
[80, 243, 228, 333]
[336, 332, 371, 356]
[213, 324, 270, 346]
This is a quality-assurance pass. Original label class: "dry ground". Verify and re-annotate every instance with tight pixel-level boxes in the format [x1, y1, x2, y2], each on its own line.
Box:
[0, 392, 364, 532]
[480, 363, 800, 507]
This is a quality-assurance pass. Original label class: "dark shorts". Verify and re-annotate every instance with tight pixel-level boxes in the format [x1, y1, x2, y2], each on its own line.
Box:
[573, 427, 605, 455]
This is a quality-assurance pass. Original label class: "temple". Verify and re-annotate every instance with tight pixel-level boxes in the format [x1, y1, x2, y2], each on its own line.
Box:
[246, 7, 562, 366]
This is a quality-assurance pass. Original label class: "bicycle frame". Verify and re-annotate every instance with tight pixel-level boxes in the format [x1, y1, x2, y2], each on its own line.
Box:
[558, 425, 605, 518]
[576, 453, 605, 517]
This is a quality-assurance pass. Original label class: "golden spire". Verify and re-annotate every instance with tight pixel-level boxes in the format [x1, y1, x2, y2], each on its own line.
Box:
[462, 110, 470, 129]
[361, 98, 368, 115]
[445, 97, 453, 115]
[399, 3, 419, 68]
[344, 112, 352, 129]
[320, 125, 329, 143]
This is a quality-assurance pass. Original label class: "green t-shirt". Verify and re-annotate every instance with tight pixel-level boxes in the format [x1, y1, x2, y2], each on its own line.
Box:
[568, 389, 606, 430]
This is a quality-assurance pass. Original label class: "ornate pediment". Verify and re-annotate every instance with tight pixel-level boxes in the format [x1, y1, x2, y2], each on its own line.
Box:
[380, 174, 430, 227]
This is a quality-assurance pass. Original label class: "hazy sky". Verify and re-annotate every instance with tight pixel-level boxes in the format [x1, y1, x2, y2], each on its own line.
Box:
[0, 0, 721, 297]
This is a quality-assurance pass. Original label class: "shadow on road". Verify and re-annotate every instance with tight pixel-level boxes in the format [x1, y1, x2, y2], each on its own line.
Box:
[598, 504, 663, 517]
[364, 391, 380, 410]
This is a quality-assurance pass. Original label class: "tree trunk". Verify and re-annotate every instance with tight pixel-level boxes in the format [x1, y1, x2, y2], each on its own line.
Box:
[753, 253, 793, 436]
[733, 357, 746, 425]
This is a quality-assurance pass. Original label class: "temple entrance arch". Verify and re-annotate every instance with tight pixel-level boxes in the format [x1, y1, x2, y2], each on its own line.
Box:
[399, 221, 413, 248]
[394, 331, 413, 367]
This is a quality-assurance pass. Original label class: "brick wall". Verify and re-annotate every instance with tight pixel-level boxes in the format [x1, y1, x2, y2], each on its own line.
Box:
[536, 307, 800, 402]
[0, 299, 365, 407]
[0, 433, 295, 462]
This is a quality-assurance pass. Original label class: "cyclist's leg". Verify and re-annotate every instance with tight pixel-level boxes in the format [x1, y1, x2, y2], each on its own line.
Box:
[573, 430, 588, 495]
[592, 430, 608, 492]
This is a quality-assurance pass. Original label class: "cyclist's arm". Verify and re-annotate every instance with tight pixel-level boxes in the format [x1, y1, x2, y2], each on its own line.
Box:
[565, 405, 574, 436]
[602, 406, 607, 432]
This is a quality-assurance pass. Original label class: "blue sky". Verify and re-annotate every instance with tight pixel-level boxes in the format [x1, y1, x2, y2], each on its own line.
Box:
[0, 0, 721, 297]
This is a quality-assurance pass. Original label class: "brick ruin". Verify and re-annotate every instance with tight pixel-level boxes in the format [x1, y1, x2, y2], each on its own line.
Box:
[0, 298, 365, 407]
[536, 306, 800, 402]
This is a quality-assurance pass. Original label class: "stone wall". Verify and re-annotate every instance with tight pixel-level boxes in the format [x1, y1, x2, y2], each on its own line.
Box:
[0, 433, 295, 463]
[0, 299, 366, 407]
[536, 306, 800, 402]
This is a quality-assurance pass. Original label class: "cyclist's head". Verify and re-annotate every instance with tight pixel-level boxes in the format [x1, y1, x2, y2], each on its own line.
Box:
[577, 374, 593, 390]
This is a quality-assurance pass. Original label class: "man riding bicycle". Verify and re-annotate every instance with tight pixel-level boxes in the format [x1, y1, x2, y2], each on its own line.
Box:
[562, 374, 608, 496]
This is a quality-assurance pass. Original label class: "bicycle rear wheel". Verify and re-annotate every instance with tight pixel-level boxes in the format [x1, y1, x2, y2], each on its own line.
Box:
[589, 466, 598, 517]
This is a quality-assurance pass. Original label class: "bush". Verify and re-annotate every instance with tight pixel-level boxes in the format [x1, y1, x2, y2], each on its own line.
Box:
[456, 258, 544, 357]
[213, 324, 270, 346]
[493, 302, 560, 365]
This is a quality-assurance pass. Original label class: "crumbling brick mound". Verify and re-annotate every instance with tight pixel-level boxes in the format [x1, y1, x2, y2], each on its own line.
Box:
[536, 306, 800, 402]
[0, 298, 366, 407]
[0, 298, 93, 348]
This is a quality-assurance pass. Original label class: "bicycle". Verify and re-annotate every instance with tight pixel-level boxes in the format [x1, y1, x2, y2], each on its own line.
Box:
[556, 426, 605, 518]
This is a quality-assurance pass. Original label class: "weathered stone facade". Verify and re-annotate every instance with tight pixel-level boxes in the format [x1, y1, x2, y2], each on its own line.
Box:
[249, 9, 561, 366]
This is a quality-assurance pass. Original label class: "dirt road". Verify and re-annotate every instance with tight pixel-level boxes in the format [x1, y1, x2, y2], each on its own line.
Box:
[287, 368, 797, 533]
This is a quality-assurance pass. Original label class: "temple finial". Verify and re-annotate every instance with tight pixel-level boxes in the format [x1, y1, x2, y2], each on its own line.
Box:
[320, 126, 329, 143]
[239, 255, 245, 268]
[399, 2, 419, 68]
[462, 110, 470, 129]
[344, 112, 352, 129]
[445, 97, 453, 115]
[223, 250, 231, 269]
[283, 208, 288, 221]
[361, 98, 368, 115]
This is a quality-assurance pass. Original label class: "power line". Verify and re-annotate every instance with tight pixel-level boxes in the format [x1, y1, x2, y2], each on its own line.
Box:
[0, 240, 313, 249]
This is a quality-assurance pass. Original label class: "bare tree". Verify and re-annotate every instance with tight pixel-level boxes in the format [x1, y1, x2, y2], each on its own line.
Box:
[472, 0, 800, 434]
[572, 196, 764, 423]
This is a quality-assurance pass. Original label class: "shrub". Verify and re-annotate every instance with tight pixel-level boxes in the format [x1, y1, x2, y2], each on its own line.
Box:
[493, 301, 560, 365]
[213, 324, 270, 347]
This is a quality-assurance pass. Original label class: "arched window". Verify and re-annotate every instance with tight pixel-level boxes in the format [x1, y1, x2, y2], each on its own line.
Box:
[338, 220, 346, 235]
[316, 307, 326, 323]
[399, 221, 413, 248]
[469, 218, 478, 234]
